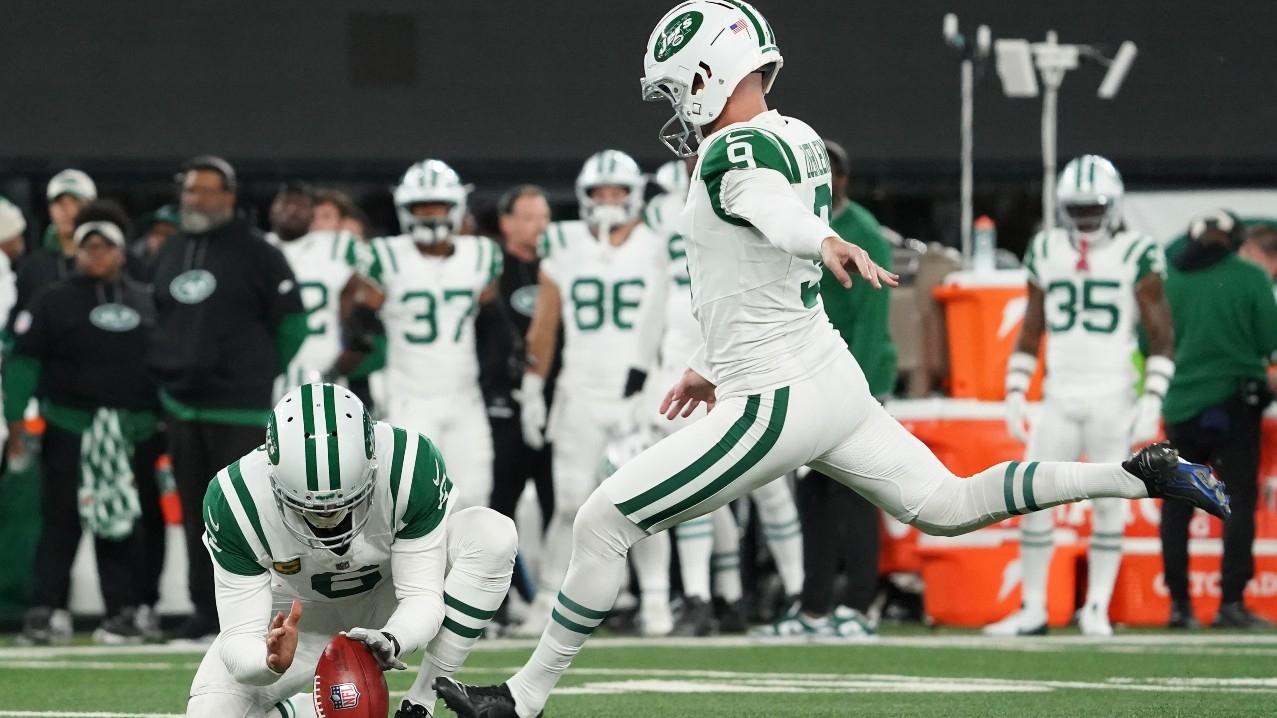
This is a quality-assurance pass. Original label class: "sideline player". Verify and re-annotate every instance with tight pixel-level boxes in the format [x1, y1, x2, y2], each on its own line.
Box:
[437, 3, 1228, 715]
[512, 150, 674, 637]
[986, 155, 1174, 637]
[186, 383, 516, 717]
[366, 160, 502, 511]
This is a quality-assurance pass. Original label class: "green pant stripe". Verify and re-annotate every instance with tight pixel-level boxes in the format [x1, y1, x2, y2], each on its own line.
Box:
[551, 608, 596, 635]
[228, 461, 273, 557]
[616, 394, 761, 516]
[676, 530, 714, 540]
[638, 387, 790, 531]
[558, 592, 608, 620]
[441, 616, 485, 639]
[322, 383, 341, 490]
[1022, 462, 1040, 512]
[300, 383, 319, 491]
[444, 592, 498, 621]
[1003, 461, 1022, 516]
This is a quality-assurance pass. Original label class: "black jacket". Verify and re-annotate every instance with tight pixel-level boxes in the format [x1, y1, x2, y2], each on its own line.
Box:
[14, 275, 157, 411]
[148, 217, 303, 409]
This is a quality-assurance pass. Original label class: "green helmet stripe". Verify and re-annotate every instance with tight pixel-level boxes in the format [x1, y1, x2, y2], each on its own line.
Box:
[322, 383, 341, 490]
[724, 0, 766, 48]
[300, 383, 319, 492]
[1088, 156, 1097, 187]
[1076, 158, 1084, 190]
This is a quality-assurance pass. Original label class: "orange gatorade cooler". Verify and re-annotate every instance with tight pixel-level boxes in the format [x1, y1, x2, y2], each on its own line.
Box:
[933, 269, 1044, 400]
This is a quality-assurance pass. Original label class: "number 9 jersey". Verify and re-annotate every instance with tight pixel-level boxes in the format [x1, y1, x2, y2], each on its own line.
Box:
[540, 220, 667, 399]
[1024, 227, 1166, 400]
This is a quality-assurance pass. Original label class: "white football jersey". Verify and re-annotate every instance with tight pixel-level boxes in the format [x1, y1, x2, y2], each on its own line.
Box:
[201, 421, 451, 602]
[272, 231, 361, 394]
[367, 235, 501, 397]
[540, 220, 667, 399]
[643, 192, 700, 374]
[1024, 228, 1166, 399]
[684, 110, 846, 398]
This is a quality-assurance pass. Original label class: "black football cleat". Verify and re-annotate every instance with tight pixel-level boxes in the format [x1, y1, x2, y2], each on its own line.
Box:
[394, 698, 433, 717]
[672, 596, 718, 637]
[1123, 443, 1230, 520]
[434, 678, 540, 718]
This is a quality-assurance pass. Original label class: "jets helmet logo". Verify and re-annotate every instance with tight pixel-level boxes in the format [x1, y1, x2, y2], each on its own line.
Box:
[170, 269, 217, 304]
[654, 11, 703, 62]
[266, 414, 280, 465]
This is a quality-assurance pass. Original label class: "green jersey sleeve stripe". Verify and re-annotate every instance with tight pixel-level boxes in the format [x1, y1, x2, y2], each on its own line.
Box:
[397, 435, 451, 540]
[384, 239, 401, 273]
[1121, 236, 1148, 264]
[322, 383, 340, 490]
[752, 127, 802, 182]
[388, 426, 409, 521]
[203, 477, 266, 576]
[473, 239, 486, 273]
[300, 384, 319, 491]
[227, 461, 274, 558]
[489, 240, 503, 283]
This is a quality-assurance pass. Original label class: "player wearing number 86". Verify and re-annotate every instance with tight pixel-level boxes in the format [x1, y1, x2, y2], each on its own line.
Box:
[365, 160, 503, 511]
[187, 383, 516, 718]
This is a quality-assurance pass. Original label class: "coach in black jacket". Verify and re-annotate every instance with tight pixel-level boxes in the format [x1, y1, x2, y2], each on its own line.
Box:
[148, 156, 307, 641]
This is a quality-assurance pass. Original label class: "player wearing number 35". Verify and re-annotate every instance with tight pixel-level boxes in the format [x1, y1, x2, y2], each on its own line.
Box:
[186, 383, 516, 718]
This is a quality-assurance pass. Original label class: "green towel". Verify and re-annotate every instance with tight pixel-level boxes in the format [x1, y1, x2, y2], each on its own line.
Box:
[78, 408, 140, 540]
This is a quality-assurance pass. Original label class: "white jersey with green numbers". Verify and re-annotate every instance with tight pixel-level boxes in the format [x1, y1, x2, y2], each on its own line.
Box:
[202, 420, 451, 603]
[272, 230, 362, 395]
[1024, 228, 1166, 400]
[686, 110, 846, 399]
[366, 234, 501, 398]
[539, 219, 667, 399]
[643, 192, 700, 374]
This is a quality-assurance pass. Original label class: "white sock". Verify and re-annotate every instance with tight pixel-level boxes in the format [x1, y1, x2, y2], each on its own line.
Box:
[408, 509, 516, 708]
[631, 530, 671, 611]
[675, 514, 715, 600]
[507, 492, 645, 718]
[1085, 498, 1125, 614]
[913, 460, 1147, 536]
[1017, 510, 1054, 617]
[711, 505, 743, 602]
[752, 480, 804, 596]
[280, 694, 317, 718]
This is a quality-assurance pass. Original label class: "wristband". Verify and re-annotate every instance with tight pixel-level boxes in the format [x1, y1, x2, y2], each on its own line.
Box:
[1143, 355, 1175, 400]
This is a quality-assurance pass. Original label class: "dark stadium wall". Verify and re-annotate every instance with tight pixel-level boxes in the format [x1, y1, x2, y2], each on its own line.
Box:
[2, 0, 1275, 178]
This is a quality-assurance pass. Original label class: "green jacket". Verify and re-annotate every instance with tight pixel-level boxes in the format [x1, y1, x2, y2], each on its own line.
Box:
[820, 201, 898, 397]
[1162, 238, 1277, 423]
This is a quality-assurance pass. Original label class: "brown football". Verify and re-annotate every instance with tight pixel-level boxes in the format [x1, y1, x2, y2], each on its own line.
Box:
[313, 634, 389, 718]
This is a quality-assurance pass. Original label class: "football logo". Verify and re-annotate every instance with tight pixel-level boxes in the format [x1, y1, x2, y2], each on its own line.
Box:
[510, 285, 538, 317]
[265, 414, 281, 465]
[329, 682, 361, 710]
[170, 269, 217, 305]
[89, 303, 141, 332]
[653, 11, 703, 62]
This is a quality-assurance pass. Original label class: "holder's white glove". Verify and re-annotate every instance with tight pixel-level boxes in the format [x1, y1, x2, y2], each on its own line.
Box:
[1004, 352, 1037, 445]
[518, 373, 548, 450]
[343, 627, 406, 671]
[1130, 355, 1174, 445]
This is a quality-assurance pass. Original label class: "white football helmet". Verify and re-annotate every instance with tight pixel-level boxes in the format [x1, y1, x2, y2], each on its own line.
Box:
[641, 0, 783, 157]
[393, 159, 470, 245]
[576, 149, 646, 231]
[653, 159, 690, 197]
[267, 383, 378, 549]
[1056, 155, 1124, 242]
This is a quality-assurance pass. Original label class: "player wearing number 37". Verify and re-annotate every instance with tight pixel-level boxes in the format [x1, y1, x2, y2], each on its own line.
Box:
[435, 3, 1229, 717]
[186, 383, 516, 718]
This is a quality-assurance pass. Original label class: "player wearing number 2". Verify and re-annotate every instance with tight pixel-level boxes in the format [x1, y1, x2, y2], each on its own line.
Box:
[985, 155, 1175, 638]
[365, 160, 503, 511]
[512, 149, 674, 638]
[187, 383, 516, 717]
[436, 3, 1227, 716]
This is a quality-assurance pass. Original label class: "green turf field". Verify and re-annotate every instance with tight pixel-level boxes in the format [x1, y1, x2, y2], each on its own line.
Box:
[0, 630, 1273, 717]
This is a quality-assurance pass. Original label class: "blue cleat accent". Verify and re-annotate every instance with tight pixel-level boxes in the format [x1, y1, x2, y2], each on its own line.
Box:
[1122, 443, 1230, 520]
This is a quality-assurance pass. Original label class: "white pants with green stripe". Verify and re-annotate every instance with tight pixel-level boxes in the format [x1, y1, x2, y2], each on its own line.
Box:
[1016, 393, 1132, 615]
[188, 507, 515, 717]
